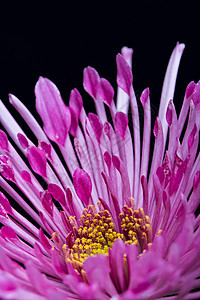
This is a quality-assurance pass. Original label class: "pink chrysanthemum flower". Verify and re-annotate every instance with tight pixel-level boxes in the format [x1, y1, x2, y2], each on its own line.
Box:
[0, 43, 200, 300]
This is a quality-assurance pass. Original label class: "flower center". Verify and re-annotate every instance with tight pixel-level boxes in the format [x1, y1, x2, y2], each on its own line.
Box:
[59, 203, 152, 272]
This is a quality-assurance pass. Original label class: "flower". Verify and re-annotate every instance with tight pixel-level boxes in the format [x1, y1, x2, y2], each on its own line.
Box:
[0, 43, 200, 300]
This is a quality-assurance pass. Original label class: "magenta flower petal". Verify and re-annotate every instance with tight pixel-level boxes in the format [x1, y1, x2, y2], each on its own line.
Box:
[48, 183, 66, 207]
[88, 113, 103, 143]
[0, 192, 13, 215]
[83, 66, 100, 99]
[0, 130, 9, 151]
[73, 169, 92, 205]
[97, 77, 114, 106]
[17, 133, 29, 149]
[27, 146, 47, 177]
[114, 111, 128, 139]
[69, 88, 83, 117]
[21, 170, 32, 183]
[0, 156, 15, 182]
[35, 76, 71, 146]
[116, 53, 133, 96]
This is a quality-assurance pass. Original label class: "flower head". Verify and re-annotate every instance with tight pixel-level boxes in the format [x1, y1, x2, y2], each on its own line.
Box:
[0, 43, 200, 299]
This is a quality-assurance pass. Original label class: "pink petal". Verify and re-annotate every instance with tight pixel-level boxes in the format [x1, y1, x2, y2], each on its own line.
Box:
[17, 133, 29, 149]
[156, 166, 165, 184]
[1, 226, 18, 241]
[35, 76, 71, 146]
[193, 170, 200, 190]
[114, 111, 128, 139]
[21, 170, 32, 183]
[186, 81, 196, 99]
[97, 78, 114, 106]
[73, 169, 92, 205]
[0, 156, 15, 182]
[26, 260, 51, 294]
[192, 80, 200, 106]
[48, 183, 66, 207]
[83, 66, 100, 98]
[83, 254, 117, 296]
[140, 87, 150, 107]
[69, 106, 78, 137]
[0, 192, 12, 215]
[88, 113, 103, 143]
[153, 117, 160, 138]
[27, 146, 47, 177]
[121, 46, 133, 65]
[188, 123, 197, 150]
[39, 228, 52, 252]
[40, 191, 53, 217]
[38, 141, 52, 160]
[169, 154, 189, 195]
[0, 130, 8, 151]
[166, 100, 173, 126]
[69, 88, 83, 117]
[116, 53, 133, 96]
[103, 151, 111, 169]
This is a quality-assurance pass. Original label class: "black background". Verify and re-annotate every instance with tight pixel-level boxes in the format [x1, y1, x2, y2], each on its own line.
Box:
[0, 2, 199, 121]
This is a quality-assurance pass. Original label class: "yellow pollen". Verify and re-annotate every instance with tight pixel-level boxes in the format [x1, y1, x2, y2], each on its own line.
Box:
[60, 204, 154, 272]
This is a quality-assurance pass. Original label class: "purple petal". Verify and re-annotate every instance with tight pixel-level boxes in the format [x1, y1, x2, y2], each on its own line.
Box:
[116, 53, 133, 96]
[186, 81, 196, 99]
[114, 111, 128, 139]
[0, 156, 15, 182]
[40, 191, 53, 217]
[153, 117, 161, 138]
[97, 78, 114, 106]
[0, 130, 8, 151]
[69, 88, 83, 117]
[83, 254, 117, 296]
[39, 228, 52, 252]
[48, 183, 66, 207]
[83, 66, 100, 99]
[21, 170, 32, 183]
[192, 80, 200, 106]
[17, 133, 29, 149]
[140, 87, 150, 107]
[193, 170, 200, 190]
[35, 76, 71, 146]
[166, 100, 173, 126]
[1, 226, 18, 241]
[73, 169, 92, 205]
[169, 154, 189, 195]
[103, 151, 111, 169]
[69, 106, 78, 137]
[27, 146, 47, 178]
[38, 141, 52, 160]
[188, 123, 197, 150]
[26, 261, 51, 294]
[88, 113, 103, 143]
[0, 192, 12, 215]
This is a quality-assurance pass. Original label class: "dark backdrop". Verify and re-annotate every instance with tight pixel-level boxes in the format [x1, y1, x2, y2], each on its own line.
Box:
[0, 3, 199, 119]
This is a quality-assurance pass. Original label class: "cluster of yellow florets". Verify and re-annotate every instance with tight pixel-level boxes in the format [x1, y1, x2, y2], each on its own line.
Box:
[57, 203, 153, 271]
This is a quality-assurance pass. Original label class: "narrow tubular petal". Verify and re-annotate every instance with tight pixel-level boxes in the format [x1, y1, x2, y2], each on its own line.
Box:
[130, 87, 141, 204]
[158, 43, 185, 146]
[116, 47, 133, 114]
[116, 53, 133, 96]
[148, 117, 164, 212]
[139, 88, 151, 194]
